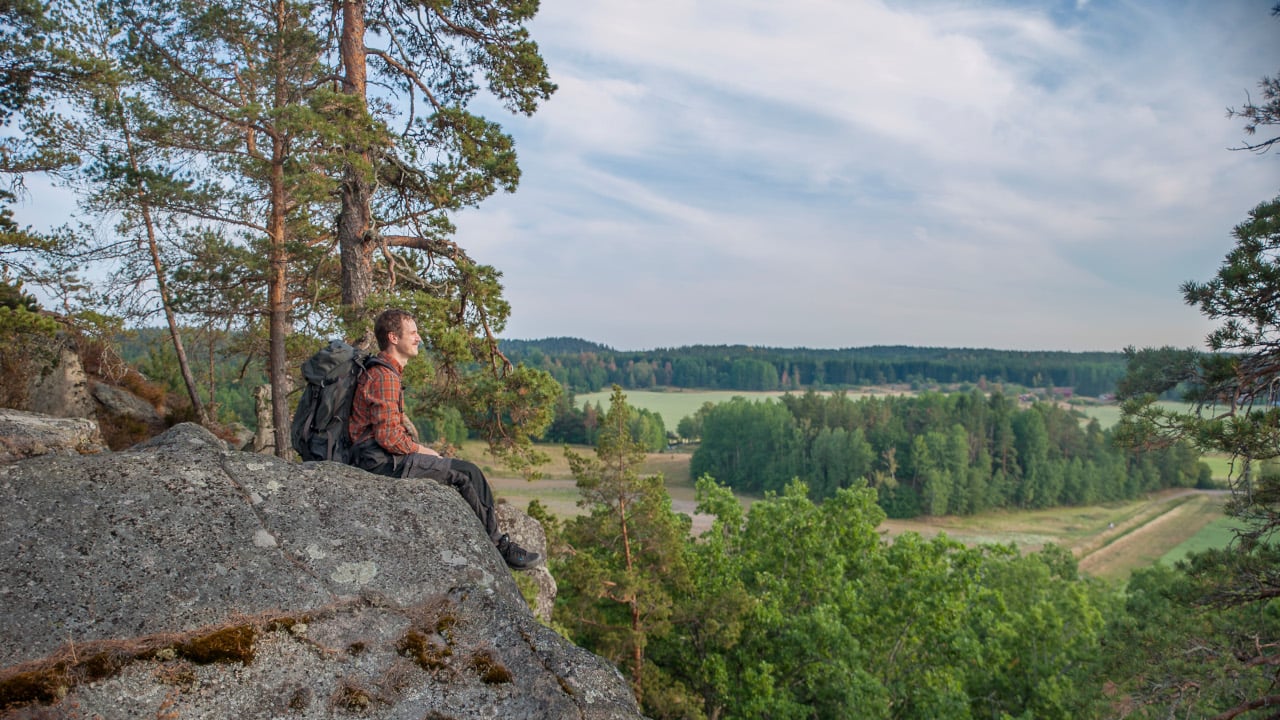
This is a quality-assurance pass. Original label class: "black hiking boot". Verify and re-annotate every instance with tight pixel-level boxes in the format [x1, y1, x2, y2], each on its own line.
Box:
[497, 534, 540, 570]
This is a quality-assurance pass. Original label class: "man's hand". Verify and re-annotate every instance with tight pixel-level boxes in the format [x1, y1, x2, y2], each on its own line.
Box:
[416, 443, 440, 457]
[402, 416, 420, 442]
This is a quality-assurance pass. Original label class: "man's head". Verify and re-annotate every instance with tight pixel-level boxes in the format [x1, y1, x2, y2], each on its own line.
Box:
[374, 309, 421, 359]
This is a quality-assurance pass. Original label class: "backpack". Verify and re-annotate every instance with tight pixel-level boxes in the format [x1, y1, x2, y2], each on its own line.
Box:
[290, 340, 389, 463]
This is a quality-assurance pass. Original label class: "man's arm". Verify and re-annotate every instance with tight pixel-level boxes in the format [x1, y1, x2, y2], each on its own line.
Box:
[356, 366, 419, 456]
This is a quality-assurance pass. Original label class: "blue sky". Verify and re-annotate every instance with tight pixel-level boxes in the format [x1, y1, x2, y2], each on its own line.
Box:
[10, 0, 1279, 352]
[449, 0, 1280, 351]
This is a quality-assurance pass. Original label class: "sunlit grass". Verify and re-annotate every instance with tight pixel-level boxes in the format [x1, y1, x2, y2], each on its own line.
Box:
[575, 387, 915, 427]
[1160, 515, 1247, 565]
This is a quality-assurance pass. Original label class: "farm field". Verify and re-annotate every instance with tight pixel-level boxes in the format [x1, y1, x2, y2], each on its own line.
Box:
[466, 443, 697, 519]
[1161, 515, 1248, 564]
[574, 387, 914, 427]
[1070, 400, 1197, 430]
[474, 442, 1232, 584]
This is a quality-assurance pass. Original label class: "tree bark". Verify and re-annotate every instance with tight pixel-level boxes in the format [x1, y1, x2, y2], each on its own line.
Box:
[268, 2, 291, 457]
[115, 100, 210, 426]
[268, 139, 290, 458]
[337, 0, 374, 311]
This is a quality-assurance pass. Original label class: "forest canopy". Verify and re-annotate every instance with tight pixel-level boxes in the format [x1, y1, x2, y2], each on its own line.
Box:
[501, 339, 1130, 396]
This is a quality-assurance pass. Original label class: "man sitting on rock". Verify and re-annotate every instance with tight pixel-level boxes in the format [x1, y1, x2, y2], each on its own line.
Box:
[348, 308, 540, 570]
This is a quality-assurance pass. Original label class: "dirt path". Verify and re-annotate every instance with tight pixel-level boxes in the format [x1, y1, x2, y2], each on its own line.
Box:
[1073, 490, 1227, 578]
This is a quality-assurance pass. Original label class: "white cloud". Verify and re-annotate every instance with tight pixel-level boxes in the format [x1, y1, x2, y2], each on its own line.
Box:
[471, 0, 1280, 350]
[10, 0, 1273, 351]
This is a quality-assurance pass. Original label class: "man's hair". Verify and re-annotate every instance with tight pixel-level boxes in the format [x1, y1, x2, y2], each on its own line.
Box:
[374, 309, 415, 351]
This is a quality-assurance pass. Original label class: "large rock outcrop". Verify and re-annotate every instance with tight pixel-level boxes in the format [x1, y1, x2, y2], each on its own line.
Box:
[0, 423, 644, 719]
[24, 346, 96, 420]
[0, 408, 107, 463]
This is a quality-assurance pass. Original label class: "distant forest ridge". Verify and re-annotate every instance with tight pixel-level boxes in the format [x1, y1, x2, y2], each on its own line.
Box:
[499, 338, 1128, 396]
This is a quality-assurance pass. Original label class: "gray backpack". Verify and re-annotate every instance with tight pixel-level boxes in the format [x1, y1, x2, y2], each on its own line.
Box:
[290, 340, 389, 463]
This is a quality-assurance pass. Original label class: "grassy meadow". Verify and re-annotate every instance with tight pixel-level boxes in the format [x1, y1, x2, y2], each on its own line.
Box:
[574, 387, 916, 428]
[1070, 400, 1198, 430]
[574, 389, 793, 428]
[1161, 515, 1247, 564]
[578, 389, 1198, 435]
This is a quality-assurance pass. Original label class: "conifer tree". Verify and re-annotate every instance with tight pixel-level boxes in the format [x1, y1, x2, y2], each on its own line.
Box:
[1, 0, 99, 272]
[57, 8, 212, 423]
[106, 0, 339, 454]
[556, 386, 692, 707]
[1113, 8, 1280, 712]
[332, 0, 553, 311]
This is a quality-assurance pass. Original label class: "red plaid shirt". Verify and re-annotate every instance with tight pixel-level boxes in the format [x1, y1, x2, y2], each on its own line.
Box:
[348, 352, 417, 456]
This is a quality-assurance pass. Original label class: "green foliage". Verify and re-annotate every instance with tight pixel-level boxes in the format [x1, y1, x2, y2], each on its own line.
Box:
[690, 396, 800, 493]
[675, 401, 715, 442]
[1110, 174, 1280, 717]
[1104, 556, 1280, 717]
[1117, 196, 1280, 480]
[542, 391, 667, 450]
[0, 279, 60, 408]
[127, 327, 265, 427]
[612, 476, 1113, 719]
[555, 387, 692, 706]
[691, 389, 1203, 517]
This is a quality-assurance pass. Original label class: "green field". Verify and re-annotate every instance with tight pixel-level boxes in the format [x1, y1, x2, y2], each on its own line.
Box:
[575, 389, 793, 426]
[1071, 400, 1196, 430]
[576, 388, 912, 427]
[582, 390, 1199, 432]
[1201, 454, 1236, 481]
[1160, 515, 1246, 565]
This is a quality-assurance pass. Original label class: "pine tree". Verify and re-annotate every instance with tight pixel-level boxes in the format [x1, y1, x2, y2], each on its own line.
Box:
[56, 8, 212, 423]
[1113, 7, 1280, 705]
[132, 0, 338, 452]
[320, 0, 560, 470]
[556, 386, 692, 707]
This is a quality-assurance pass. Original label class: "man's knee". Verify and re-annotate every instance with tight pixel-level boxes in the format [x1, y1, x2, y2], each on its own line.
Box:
[446, 459, 485, 486]
[398, 452, 451, 481]
[449, 458, 483, 478]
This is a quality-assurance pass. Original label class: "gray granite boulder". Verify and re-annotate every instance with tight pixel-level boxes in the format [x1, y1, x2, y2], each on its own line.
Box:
[496, 502, 558, 625]
[0, 408, 107, 463]
[90, 380, 164, 426]
[24, 345, 96, 419]
[0, 423, 643, 719]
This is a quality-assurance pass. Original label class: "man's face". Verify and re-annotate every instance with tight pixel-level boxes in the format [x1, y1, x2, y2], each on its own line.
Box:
[390, 318, 422, 358]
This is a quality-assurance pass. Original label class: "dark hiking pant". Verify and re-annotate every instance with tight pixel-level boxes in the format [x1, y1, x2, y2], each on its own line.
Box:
[352, 443, 501, 544]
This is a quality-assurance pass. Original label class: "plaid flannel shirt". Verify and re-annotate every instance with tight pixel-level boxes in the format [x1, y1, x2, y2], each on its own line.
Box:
[348, 352, 417, 456]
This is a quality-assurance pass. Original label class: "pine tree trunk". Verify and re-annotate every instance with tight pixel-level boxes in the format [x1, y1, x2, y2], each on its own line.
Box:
[113, 92, 209, 426]
[267, 0, 294, 457]
[338, 0, 374, 311]
[268, 128, 290, 457]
